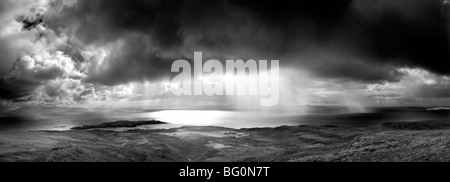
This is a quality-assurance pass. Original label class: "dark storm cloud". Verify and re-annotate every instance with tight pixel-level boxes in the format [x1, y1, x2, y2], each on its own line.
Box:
[0, 79, 38, 99]
[353, 0, 450, 75]
[2, 0, 450, 100]
[42, 0, 450, 86]
[46, 0, 183, 48]
[43, 0, 188, 86]
[84, 36, 174, 86]
[17, 13, 44, 31]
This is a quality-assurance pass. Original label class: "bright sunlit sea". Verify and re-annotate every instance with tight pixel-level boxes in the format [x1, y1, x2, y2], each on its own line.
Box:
[1, 106, 450, 131]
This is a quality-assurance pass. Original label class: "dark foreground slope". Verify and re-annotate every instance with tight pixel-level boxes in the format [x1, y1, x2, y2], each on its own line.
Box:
[1, 121, 450, 162]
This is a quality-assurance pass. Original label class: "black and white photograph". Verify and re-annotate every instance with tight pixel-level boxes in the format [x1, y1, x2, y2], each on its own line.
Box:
[2, 0, 450, 170]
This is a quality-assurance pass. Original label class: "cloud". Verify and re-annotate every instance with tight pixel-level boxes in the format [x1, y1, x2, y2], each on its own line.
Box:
[32, 78, 85, 104]
[352, 0, 450, 75]
[0, 50, 85, 101]
[0, 0, 88, 103]
[39, 0, 450, 87]
[366, 68, 450, 105]
[1, 0, 450, 106]
[0, 99, 20, 112]
[0, 0, 49, 74]
[412, 85, 450, 98]
[82, 36, 173, 86]
[10, 51, 84, 82]
[78, 82, 146, 103]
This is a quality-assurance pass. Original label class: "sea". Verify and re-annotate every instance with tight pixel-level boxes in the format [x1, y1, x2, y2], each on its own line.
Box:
[1, 106, 450, 131]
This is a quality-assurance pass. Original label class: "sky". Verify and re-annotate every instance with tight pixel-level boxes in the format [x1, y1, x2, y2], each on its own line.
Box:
[1, 0, 450, 112]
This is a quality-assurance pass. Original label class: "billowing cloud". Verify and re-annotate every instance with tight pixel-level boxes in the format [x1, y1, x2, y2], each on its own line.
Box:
[0, 50, 85, 100]
[0, 0, 48, 75]
[40, 0, 450, 86]
[10, 51, 84, 82]
[32, 78, 85, 104]
[1, 0, 450, 107]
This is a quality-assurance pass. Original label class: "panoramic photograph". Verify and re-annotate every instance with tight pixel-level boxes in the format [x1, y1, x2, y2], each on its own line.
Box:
[1, 0, 450, 164]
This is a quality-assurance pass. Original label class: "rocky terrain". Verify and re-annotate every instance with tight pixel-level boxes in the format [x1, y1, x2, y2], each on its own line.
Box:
[1, 121, 450, 162]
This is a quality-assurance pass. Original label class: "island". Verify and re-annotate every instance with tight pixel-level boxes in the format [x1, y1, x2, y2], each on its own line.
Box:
[71, 120, 167, 130]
